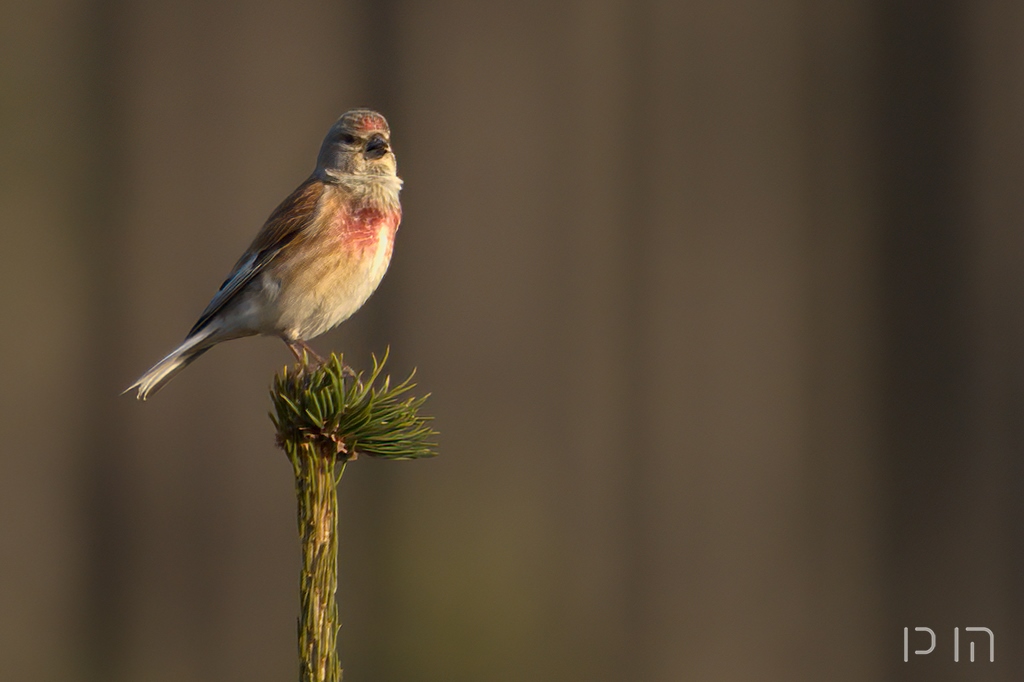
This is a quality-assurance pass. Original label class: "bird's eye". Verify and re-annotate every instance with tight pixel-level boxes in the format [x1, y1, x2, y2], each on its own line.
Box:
[339, 133, 357, 145]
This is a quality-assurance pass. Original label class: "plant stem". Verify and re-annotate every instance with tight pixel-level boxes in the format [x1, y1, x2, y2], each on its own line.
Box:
[272, 353, 437, 680]
[291, 441, 345, 682]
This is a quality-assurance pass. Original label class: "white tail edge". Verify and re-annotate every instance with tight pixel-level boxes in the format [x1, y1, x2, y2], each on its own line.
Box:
[126, 328, 216, 400]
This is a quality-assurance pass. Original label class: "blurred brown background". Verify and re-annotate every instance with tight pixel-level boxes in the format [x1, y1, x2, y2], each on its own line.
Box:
[2, 0, 1023, 680]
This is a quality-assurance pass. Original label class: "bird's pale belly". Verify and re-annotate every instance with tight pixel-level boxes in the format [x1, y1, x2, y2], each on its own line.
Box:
[258, 222, 395, 340]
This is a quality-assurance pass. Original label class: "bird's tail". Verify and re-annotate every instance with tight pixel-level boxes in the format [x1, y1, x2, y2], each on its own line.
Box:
[126, 328, 216, 400]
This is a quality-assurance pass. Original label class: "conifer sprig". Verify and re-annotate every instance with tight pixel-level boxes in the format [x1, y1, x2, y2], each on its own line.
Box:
[271, 350, 436, 682]
[271, 349, 437, 462]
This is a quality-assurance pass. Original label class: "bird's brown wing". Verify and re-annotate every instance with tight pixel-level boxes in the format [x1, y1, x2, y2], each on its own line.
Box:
[188, 177, 324, 337]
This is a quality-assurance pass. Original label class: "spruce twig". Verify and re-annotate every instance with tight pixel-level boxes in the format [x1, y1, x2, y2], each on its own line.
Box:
[271, 350, 437, 682]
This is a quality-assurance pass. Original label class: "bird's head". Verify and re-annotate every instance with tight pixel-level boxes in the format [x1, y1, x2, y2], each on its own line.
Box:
[316, 109, 397, 180]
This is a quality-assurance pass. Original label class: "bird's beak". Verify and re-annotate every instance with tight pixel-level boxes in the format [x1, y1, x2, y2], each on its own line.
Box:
[365, 135, 390, 160]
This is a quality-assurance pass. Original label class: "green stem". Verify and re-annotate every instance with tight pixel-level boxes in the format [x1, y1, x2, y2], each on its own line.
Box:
[271, 353, 436, 681]
[291, 441, 346, 682]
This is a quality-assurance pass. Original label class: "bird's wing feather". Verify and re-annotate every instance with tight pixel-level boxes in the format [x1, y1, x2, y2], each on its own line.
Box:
[187, 177, 325, 337]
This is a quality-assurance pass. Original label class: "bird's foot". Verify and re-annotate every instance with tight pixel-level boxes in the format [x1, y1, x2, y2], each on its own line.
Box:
[286, 340, 326, 367]
[285, 339, 359, 380]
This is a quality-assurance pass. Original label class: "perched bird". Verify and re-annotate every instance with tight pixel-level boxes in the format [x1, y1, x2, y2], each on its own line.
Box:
[128, 109, 402, 400]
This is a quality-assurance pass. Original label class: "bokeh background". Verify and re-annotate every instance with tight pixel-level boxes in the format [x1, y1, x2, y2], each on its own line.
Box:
[2, 1, 1023, 680]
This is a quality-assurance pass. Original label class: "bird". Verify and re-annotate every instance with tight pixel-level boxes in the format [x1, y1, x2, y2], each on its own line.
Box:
[128, 109, 403, 400]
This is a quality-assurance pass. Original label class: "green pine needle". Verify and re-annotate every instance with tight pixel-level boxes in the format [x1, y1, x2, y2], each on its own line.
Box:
[271, 349, 438, 462]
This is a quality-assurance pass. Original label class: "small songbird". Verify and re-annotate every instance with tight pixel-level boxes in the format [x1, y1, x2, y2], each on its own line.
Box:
[128, 109, 402, 400]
